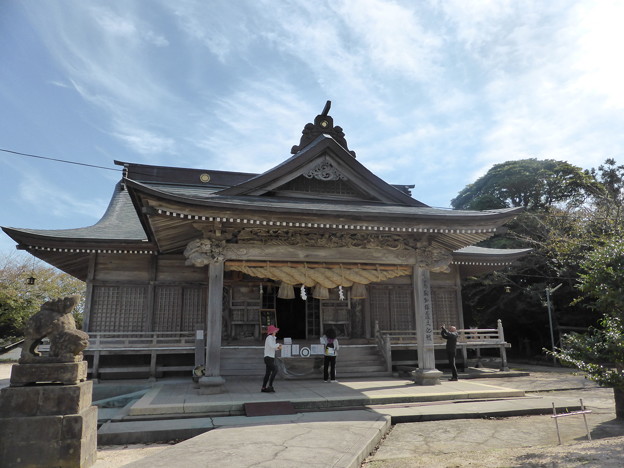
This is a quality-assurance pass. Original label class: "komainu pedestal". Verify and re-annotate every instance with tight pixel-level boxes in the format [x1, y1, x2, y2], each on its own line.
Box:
[0, 296, 97, 467]
[0, 364, 98, 468]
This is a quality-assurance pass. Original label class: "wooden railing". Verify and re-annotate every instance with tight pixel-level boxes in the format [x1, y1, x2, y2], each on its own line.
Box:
[86, 332, 196, 350]
[374, 321, 393, 373]
[376, 319, 510, 371]
[82, 332, 197, 380]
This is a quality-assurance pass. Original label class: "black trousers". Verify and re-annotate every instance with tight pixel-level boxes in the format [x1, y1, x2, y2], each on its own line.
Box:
[262, 356, 278, 388]
[323, 356, 336, 381]
[447, 349, 458, 379]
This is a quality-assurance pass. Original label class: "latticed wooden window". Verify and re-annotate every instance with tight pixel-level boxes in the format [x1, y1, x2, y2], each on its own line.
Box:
[154, 286, 206, 332]
[369, 285, 414, 330]
[89, 285, 148, 332]
[181, 287, 205, 331]
[431, 287, 459, 329]
[154, 287, 182, 332]
[391, 287, 414, 330]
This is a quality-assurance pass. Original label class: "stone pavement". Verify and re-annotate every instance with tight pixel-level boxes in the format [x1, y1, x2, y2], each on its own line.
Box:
[2, 358, 623, 468]
[94, 365, 613, 468]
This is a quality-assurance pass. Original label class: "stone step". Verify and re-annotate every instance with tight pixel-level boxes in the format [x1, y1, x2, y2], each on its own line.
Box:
[220, 343, 387, 379]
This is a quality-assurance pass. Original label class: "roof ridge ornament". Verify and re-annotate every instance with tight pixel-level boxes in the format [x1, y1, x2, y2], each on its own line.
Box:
[291, 101, 356, 158]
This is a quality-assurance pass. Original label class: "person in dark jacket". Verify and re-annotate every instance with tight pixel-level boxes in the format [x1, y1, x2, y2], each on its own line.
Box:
[441, 325, 459, 381]
[320, 328, 339, 382]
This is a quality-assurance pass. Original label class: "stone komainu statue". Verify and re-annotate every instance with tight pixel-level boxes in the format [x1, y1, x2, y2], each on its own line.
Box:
[19, 295, 89, 364]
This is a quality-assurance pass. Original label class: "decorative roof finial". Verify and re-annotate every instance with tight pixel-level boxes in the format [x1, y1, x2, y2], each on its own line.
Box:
[321, 100, 331, 117]
[291, 101, 356, 157]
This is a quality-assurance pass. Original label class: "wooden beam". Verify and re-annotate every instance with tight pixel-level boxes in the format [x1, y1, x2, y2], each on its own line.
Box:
[224, 260, 410, 271]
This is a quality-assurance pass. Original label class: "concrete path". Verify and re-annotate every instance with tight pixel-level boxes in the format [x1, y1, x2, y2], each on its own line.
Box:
[123, 410, 389, 468]
[92, 365, 605, 468]
[3, 359, 622, 468]
[126, 374, 526, 417]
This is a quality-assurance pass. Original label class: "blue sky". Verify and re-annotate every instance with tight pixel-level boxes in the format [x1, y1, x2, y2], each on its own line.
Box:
[2, 1, 624, 256]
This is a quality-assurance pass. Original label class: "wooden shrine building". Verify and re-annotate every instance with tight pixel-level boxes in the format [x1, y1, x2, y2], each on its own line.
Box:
[3, 103, 529, 390]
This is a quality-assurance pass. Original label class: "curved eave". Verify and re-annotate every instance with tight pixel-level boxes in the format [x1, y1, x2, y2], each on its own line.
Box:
[125, 178, 524, 253]
[1, 182, 154, 280]
[452, 246, 532, 278]
[124, 178, 524, 223]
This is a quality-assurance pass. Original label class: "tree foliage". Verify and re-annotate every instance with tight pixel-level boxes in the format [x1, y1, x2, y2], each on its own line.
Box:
[576, 237, 624, 316]
[549, 315, 624, 385]
[455, 157, 624, 415]
[451, 158, 601, 211]
[0, 251, 86, 346]
[455, 158, 624, 360]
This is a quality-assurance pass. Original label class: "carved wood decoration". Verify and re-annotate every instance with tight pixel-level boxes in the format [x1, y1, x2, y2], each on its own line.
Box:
[303, 159, 347, 181]
[236, 229, 420, 250]
[416, 246, 453, 273]
[184, 238, 226, 266]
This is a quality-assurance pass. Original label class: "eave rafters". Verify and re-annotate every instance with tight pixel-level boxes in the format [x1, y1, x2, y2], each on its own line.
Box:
[149, 205, 503, 236]
[141, 201, 507, 254]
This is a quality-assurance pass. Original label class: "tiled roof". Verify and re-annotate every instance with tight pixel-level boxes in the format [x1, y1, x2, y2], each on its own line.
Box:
[2, 183, 147, 242]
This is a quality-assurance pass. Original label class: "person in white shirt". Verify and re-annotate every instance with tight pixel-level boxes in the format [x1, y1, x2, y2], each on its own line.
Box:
[261, 325, 282, 392]
[320, 328, 339, 382]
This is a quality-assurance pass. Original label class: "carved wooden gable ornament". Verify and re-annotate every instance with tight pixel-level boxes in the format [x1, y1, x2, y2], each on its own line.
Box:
[217, 102, 425, 207]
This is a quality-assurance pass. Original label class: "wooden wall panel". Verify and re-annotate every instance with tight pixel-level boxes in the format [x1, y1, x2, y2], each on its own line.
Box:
[156, 255, 207, 282]
[94, 254, 152, 282]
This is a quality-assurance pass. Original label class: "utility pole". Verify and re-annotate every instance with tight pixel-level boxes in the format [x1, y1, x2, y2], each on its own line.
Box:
[546, 283, 563, 365]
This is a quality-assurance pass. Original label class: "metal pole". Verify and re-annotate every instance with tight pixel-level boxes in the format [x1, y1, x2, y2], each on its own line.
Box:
[546, 288, 557, 365]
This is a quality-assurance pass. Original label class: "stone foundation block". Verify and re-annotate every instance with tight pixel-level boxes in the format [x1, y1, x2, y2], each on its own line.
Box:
[9, 361, 88, 386]
[0, 406, 98, 468]
[0, 372, 98, 468]
[0, 381, 93, 417]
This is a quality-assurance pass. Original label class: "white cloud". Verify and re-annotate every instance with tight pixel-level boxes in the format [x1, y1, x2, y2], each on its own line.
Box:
[9, 0, 624, 213]
[17, 174, 107, 221]
[112, 127, 177, 156]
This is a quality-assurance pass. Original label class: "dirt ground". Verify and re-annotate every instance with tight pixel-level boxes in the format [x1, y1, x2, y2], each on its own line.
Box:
[362, 435, 624, 468]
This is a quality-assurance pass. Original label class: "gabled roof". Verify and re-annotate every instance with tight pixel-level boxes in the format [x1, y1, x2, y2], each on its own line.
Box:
[217, 134, 427, 207]
[1, 104, 530, 280]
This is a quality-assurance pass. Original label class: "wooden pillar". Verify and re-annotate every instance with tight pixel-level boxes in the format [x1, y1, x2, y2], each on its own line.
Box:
[198, 260, 226, 394]
[412, 266, 442, 385]
[82, 253, 97, 333]
[455, 266, 468, 366]
[145, 254, 158, 332]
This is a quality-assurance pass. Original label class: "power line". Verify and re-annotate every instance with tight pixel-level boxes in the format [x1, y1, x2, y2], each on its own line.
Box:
[0, 147, 122, 172]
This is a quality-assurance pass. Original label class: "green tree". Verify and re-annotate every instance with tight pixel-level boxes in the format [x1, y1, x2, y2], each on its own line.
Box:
[548, 238, 624, 418]
[453, 159, 604, 354]
[0, 251, 86, 347]
[451, 158, 601, 211]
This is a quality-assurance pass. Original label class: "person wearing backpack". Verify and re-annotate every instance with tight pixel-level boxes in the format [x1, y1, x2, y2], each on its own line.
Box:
[320, 328, 339, 382]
